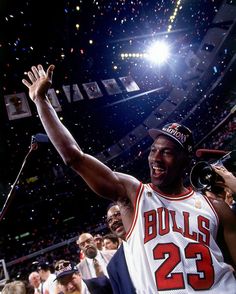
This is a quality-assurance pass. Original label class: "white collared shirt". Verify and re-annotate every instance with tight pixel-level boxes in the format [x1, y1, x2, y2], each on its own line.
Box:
[85, 250, 109, 278]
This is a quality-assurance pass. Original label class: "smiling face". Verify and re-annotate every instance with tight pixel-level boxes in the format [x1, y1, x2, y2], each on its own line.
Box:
[57, 273, 82, 294]
[148, 135, 188, 193]
[107, 205, 126, 239]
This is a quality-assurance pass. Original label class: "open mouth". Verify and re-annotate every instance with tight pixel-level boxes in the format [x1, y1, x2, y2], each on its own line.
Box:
[112, 222, 123, 233]
[152, 165, 165, 177]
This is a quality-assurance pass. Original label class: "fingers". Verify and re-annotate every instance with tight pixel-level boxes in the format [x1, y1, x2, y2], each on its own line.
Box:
[212, 165, 231, 177]
[28, 71, 36, 83]
[22, 64, 55, 88]
[37, 64, 46, 77]
[214, 165, 227, 172]
[46, 64, 55, 81]
[31, 66, 40, 79]
[22, 79, 31, 88]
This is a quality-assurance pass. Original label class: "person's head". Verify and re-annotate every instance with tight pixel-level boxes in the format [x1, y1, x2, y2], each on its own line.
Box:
[54, 260, 82, 294]
[37, 261, 51, 281]
[2, 281, 34, 294]
[107, 204, 126, 239]
[93, 234, 104, 251]
[28, 271, 41, 288]
[76, 233, 98, 259]
[148, 122, 194, 193]
[103, 233, 119, 250]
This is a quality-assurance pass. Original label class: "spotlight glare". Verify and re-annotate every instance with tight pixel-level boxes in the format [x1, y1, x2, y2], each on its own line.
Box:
[146, 41, 170, 64]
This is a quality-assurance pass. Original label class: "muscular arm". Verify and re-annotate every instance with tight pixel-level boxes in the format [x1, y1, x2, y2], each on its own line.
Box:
[210, 198, 236, 267]
[22, 64, 140, 203]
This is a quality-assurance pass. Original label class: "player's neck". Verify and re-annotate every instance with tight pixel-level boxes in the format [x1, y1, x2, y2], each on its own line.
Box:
[153, 182, 188, 196]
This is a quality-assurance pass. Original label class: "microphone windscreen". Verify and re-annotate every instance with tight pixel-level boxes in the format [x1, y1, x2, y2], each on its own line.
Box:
[34, 133, 49, 143]
[195, 149, 228, 158]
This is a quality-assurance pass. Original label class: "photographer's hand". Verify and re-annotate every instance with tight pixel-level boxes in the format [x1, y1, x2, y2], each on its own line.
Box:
[211, 165, 236, 193]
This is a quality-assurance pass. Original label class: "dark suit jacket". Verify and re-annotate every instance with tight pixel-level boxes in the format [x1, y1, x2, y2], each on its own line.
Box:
[84, 276, 113, 294]
[107, 244, 136, 294]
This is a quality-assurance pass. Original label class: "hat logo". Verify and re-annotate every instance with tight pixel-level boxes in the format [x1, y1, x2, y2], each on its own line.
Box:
[56, 264, 74, 275]
[163, 126, 188, 144]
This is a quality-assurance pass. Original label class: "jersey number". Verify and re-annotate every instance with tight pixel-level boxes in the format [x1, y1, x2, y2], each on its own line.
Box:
[153, 243, 214, 291]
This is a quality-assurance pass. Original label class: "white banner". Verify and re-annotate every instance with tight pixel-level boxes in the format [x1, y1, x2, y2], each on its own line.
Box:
[101, 78, 122, 95]
[82, 82, 103, 99]
[47, 88, 62, 112]
[4, 92, 32, 120]
[119, 76, 140, 92]
[62, 84, 84, 103]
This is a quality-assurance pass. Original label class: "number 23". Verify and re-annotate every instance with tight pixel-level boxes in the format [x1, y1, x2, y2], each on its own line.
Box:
[154, 243, 214, 291]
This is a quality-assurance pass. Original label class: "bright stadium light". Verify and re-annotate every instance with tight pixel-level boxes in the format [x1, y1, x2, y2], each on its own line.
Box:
[146, 41, 170, 64]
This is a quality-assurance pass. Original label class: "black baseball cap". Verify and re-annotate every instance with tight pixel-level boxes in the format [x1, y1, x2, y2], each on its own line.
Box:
[37, 261, 50, 271]
[148, 122, 194, 154]
[54, 261, 79, 281]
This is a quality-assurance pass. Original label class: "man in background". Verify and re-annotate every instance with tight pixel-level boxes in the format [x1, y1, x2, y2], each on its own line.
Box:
[54, 259, 112, 294]
[76, 233, 115, 279]
[28, 271, 46, 294]
[93, 234, 104, 251]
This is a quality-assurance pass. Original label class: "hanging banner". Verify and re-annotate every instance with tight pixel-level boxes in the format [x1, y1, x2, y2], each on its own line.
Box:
[4, 92, 32, 120]
[82, 82, 103, 99]
[62, 84, 84, 103]
[47, 88, 62, 112]
[119, 76, 140, 92]
[101, 78, 122, 95]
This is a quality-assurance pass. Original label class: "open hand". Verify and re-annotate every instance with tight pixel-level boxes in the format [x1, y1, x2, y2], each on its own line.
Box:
[22, 64, 54, 102]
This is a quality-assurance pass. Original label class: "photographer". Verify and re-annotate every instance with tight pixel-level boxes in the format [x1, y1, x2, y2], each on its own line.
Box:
[205, 164, 236, 213]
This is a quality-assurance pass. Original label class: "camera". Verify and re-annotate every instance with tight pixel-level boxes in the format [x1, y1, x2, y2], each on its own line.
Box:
[190, 150, 236, 191]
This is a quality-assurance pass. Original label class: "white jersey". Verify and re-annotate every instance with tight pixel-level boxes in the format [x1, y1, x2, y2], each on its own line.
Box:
[125, 183, 236, 294]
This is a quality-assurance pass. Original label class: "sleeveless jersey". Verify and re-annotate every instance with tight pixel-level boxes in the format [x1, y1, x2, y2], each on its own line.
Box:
[125, 183, 236, 294]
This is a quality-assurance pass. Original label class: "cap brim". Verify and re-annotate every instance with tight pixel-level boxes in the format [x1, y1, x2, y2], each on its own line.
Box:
[148, 128, 184, 149]
[54, 270, 78, 281]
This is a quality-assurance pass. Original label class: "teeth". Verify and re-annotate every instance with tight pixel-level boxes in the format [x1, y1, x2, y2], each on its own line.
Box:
[153, 166, 163, 171]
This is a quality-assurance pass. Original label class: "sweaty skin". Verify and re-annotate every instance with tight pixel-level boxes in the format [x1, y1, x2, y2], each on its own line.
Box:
[22, 64, 236, 268]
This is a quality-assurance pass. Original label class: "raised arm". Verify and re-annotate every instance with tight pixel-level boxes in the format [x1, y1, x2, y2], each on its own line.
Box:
[22, 64, 139, 202]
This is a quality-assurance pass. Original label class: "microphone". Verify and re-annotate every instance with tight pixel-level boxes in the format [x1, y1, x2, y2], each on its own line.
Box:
[30, 133, 49, 151]
[195, 149, 228, 158]
[34, 133, 49, 143]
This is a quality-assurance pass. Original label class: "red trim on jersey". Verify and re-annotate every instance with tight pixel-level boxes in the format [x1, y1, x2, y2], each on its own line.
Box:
[202, 194, 219, 226]
[149, 183, 194, 200]
[126, 182, 144, 240]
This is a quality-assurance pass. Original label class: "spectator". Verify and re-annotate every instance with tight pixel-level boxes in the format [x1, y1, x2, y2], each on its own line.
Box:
[2, 280, 34, 294]
[103, 234, 119, 250]
[93, 234, 104, 251]
[106, 204, 135, 294]
[76, 233, 115, 279]
[54, 259, 112, 294]
[37, 262, 56, 294]
[28, 271, 46, 294]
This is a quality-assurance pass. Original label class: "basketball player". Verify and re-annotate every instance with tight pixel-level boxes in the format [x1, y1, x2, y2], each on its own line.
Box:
[22, 64, 236, 293]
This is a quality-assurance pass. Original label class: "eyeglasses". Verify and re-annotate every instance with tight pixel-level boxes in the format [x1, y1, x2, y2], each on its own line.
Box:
[107, 211, 121, 225]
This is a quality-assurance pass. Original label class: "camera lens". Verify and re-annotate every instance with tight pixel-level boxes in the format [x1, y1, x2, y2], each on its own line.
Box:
[190, 161, 216, 191]
[199, 166, 215, 186]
